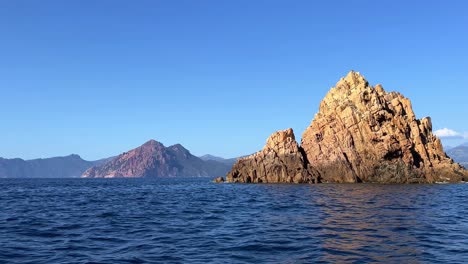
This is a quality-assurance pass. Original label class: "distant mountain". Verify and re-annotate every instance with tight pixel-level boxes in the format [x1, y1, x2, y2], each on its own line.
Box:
[447, 145, 468, 168]
[0, 154, 105, 178]
[200, 154, 238, 166]
[444, 145, 454, 151]
[200, 154, 226, 162]
[82, 140, 232, 178]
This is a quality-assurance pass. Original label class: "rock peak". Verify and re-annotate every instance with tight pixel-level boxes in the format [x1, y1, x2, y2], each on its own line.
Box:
[345, 70, 365, 79]
[336, 70, 369, 90]
[302, 71, 466, 183]
[142, 139, 163, 147]
[169, 143, 185, 149]
[226, 71, 467, 184]
[226, 128, 319, 184]
[168, 143, 191, 156]
[67, 154, 81, 159]
[265, 128, 296, 150]
[82, 139, 232, 178]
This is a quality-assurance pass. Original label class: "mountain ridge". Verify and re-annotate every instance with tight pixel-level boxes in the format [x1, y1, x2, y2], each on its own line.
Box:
[82, 139, 232, 178]
[0, 154, 106, 178]
[0, 142, 236, 178]
[447, 145, 468, 168]
[199, 154, 238, 166]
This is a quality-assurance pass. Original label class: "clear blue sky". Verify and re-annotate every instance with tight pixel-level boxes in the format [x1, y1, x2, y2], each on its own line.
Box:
[1, 0, 467, 160]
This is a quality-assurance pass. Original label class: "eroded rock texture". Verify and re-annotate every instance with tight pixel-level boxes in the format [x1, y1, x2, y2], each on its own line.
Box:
[226, 129, 319, 183]
[301, 71, 466, 183]
[227, 71, 467, 184]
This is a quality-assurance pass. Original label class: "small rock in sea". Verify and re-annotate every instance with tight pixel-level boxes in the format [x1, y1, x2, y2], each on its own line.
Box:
[213, 177, 225, 183]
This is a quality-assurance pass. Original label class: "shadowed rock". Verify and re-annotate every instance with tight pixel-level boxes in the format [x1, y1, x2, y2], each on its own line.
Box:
[226, 128, 319, 183]
[226, 71, 467, 184]
[301, 71, 466, 183]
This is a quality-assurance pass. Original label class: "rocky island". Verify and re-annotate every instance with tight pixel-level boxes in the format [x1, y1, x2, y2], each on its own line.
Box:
[226, 71, 467, 184]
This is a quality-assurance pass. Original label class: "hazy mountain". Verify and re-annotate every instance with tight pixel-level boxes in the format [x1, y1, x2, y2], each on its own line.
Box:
[444, 145, 454, 151]
[447, 145, 468, 167]
[200, 154, 238, 166]
[0, 154, 105, 178]
[82, 140, 233, 178]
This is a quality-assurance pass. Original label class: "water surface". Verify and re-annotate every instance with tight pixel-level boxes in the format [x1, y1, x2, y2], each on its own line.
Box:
[1, 178, 467, 263]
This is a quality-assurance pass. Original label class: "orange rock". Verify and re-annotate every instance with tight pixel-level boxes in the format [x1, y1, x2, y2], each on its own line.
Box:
[226, 129, 319, 183]
[301, 71, 466, 183]
[227, 71, 467, 184]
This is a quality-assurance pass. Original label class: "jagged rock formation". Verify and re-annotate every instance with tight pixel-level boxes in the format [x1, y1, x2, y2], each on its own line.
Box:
[226, 71, 467, 184]
[82, 140, 232, 178]
[301, 71, 466, 183]
[226, 128, 319, 183]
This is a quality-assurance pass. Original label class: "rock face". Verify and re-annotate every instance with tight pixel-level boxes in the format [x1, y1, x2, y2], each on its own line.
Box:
[226, 129, 319, 183]
[301, 71, 466, 183]
[82, 140, 232, 178]
[226, 71, 467, 184]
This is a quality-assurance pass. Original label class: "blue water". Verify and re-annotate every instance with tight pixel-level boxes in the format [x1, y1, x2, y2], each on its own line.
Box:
[1, 178, 468, 263]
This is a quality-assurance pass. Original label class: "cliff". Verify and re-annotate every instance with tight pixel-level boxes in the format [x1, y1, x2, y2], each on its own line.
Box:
[226, 128, 319, 183]
[226, 71, 467, 183]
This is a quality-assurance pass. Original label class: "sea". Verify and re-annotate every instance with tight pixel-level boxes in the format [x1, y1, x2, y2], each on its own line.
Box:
[1, 178, 467, 264]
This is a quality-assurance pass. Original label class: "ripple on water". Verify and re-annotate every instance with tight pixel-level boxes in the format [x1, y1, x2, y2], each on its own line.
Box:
[1, 178, 468, 263]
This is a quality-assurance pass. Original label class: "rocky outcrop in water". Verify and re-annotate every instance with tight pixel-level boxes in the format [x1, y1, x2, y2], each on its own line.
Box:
[301, 71, 466, 183]
[226, 128, 319, 183]
[213, 176, 225, 183]
[226, 71, 467, 183]
[82, 140, 232, 178]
